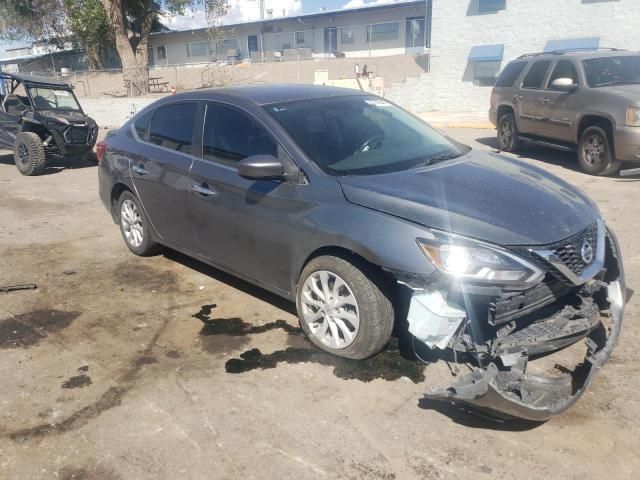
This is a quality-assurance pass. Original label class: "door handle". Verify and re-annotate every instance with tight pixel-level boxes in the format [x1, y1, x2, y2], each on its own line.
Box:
[192, 183, 217, 196]
[132, 165, 148, 175]
[539, 98, 551, 104]
[513, 95, 523, 102]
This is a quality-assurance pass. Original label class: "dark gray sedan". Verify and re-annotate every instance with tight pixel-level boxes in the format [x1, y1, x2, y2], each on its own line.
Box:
[98, 85, 625, 421]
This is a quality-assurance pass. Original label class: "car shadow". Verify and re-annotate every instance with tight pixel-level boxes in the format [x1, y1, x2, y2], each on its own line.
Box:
[476, 136, 640, 178]
[0, 151, 97, 175]
[474, 136, 583, 173]
[162, 249, 296, 316]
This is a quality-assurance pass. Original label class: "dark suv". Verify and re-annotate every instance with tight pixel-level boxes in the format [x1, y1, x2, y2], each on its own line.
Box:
[99, 85, 625, 420]
[0, 73, 98, 175]
[490, 49, 640, 175]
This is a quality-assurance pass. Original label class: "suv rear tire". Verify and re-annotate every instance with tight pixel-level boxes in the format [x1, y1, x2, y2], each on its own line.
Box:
[296, 255, 394, 360]
[497, 113, 520, 152]
[14, 132, 46, 176]
[577, 126, 621, 176]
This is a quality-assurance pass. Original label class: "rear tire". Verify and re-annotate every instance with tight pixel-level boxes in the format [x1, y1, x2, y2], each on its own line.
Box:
[14, 132, 46, 176]
[577, 126, 621, 176]
[296, 255, 394, 360]
[497, 112, 520, 152]
[117, 191, 161, 256]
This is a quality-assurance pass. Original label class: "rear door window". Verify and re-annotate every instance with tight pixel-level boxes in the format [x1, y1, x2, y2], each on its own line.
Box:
[202, 103, 277, 167]
[522, 60, 552, 89]
[133, 110, 153, 140]
[495, 62, 527, 87]
[149, 103, 197, 154]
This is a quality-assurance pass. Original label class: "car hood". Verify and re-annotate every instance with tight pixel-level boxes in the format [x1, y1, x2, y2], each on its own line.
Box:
[338, 151, 599, 246]
[40, 110, 96, 125]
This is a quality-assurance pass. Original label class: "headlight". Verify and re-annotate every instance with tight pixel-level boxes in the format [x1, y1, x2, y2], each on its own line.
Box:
[626, 107, 640, 127]
[417, 231, 544, 285]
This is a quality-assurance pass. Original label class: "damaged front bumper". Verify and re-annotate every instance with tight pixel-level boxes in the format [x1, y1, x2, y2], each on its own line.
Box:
[424, 278, 624, 421]
[404, 224, 626, 421]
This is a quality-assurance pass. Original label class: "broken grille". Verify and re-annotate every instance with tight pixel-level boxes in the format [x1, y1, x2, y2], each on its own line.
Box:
[549, 223, 597, 276]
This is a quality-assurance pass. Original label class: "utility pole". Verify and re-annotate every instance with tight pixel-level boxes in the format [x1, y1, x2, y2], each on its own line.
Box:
[259, 0, 264, 19]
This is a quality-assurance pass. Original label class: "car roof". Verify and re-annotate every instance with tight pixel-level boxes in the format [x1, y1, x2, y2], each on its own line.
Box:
[0, 72, 72, 88]
[516, 49, 639, 62]
[170, 84, 370, 106]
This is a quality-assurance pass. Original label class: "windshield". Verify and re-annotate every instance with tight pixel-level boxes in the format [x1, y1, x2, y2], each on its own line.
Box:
[28, 87, 82, 112]
[265, 95, 469, 176]
[583, 55, 640, 87]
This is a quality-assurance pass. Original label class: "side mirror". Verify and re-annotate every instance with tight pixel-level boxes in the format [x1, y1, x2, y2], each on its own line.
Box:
[550, 78, 578, 92]
[238, 154, 286, 181]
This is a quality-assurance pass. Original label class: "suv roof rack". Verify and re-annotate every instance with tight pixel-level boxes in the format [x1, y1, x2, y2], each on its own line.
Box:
[517, 47, 626, 60]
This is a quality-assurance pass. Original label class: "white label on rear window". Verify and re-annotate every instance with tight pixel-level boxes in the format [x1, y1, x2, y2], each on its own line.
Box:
[53, 90, 70, 96]
[365, 98, 391, 107]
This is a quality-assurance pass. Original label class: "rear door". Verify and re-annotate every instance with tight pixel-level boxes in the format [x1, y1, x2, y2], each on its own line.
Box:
[189, 102, 302, 293]
[516, 60, 552, 135]
[536, 60, 581, 142]
[130, 102, 198, 250]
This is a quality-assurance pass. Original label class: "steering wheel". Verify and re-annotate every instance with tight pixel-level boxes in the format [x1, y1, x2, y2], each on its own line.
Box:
[356, 134, 385, 154]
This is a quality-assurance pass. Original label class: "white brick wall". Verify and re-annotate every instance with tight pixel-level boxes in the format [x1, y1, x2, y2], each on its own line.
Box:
[387, 0, 640, 113]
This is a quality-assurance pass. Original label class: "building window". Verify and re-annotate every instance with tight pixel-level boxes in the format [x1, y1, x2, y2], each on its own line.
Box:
[157, 46, 166, 60]
[295, 31, 305, 45]
[478, 0, 506, 13]
[367, 22, 399, 42]
[188, 41, 208, 58]
[341, 27, 355, 44]
[474, 61, 501, 86]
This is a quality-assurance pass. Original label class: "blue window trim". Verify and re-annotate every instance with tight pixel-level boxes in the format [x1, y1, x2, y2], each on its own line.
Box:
[469, 44, 505, 62]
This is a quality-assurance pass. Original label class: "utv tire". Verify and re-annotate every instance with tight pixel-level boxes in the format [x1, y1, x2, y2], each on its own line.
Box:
[117, 191, 161, 256]
[14, 132, 46, 176]
[577, 126, 621, 176]
[497, 112, 520, 152]
[296, 255, 394, 360]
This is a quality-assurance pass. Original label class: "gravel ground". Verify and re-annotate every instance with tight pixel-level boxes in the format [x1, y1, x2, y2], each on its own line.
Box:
[0, 129, 639, 480]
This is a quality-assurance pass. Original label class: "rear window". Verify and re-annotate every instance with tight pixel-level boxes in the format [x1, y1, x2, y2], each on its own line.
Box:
[495, 62, 527, 87]
[522, 60, 552, 89]
[149, 103, 197, 154]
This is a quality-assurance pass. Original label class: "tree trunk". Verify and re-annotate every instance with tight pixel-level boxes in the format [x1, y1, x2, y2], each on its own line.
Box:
[100, 0, 150, 95]
[84, 43, 105, 70]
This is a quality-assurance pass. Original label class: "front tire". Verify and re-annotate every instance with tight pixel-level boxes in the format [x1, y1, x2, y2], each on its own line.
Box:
[117, 191, 161, 256]
[497, 112, 520, 152]
[296, 255, 394, 360]
[14, 132, 46, 176]
[577, 126, 621, 176]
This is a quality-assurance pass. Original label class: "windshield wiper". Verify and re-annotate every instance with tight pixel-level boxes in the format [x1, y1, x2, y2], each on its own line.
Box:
[411, 151, 463, 169]
[594, 80, 640, 87]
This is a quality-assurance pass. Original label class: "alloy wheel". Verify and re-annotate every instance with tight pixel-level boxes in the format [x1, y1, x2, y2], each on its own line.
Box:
[120, 199, 144, 248]
[300, 270, 360, 350]
[582, 134, 605, 166]
[499, 119, 512, 147]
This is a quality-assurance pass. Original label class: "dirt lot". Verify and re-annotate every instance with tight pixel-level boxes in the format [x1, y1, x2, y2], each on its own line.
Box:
[0, 129, 639, 480]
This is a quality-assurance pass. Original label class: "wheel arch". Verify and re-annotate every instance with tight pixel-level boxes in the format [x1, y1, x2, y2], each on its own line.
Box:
[577, 114, 615, 147]
[110, 182, 132, 221]
[292, 245, 394, 300]
[497, 104, 515, 122]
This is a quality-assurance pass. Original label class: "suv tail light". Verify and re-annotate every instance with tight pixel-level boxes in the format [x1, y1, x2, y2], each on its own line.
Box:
[95, 141, 107, 163]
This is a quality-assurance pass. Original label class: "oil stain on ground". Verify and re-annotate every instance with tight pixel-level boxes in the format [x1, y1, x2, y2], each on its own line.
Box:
[58, 464, 121, 480]
[195, 304, 302, 354]
[194, 304, 424, 383]
[62, 366, 93, 389]
[0, 310, 81, 349]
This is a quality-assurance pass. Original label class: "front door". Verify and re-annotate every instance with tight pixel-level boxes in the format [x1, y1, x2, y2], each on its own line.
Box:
[405, 16, 425, 53]
[130, 102, 198, 250]
[536, 60, 581, 142]
[516, 60, 552, 135]
[324, 27, 337, 56]
[0, 106, 19, 150]
[248, 35, 258, 55]
[189, 102, 301, 294]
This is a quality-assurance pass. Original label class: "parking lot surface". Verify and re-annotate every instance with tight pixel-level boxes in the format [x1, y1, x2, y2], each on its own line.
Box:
[1, 129, 639, 479]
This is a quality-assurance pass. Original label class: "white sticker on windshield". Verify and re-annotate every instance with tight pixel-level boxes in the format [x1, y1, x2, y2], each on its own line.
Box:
[365, 98, 391, 107]
[53, 90, 70, 96]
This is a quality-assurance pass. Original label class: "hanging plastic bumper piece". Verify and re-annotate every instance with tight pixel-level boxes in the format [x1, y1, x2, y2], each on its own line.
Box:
[423, 277, 625, 421]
